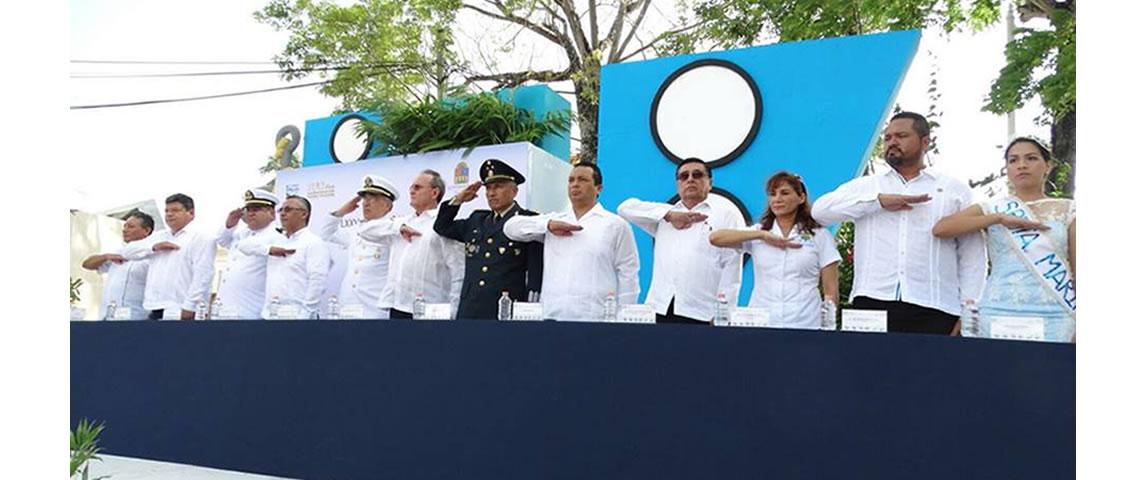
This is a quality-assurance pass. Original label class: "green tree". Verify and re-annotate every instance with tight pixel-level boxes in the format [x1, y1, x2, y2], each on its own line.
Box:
[683, 0, 1075, 196]
[257, 1, 700, 164]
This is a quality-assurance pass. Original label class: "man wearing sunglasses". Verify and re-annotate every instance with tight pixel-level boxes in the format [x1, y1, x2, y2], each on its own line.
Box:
[617, 158, 746, 324]
[215, 189, 286, 319]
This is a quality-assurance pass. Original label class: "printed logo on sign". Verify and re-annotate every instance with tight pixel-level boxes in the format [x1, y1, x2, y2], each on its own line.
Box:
[285, 184, 300, 196]
[307, 181, 336, 199]
[454, 162, 469, 185]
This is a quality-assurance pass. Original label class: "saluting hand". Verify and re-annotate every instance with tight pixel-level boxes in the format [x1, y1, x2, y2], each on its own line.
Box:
[995, 214, 1051, 231]
[664, 211, 708, 230]
[269, 247, 296, 257]
[878, 193, 932, 211]
[399, 225, 422, 242]
[547, 220, 583, 237]
[758, 231, 802, 250]
[152, 241, 180, 252]
[453, 182, 483, 204]
[225, 208, 243, 229]
[334, 196, 362, 217]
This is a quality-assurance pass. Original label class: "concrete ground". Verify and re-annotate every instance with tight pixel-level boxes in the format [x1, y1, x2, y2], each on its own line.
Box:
[77, 455, 293, 479]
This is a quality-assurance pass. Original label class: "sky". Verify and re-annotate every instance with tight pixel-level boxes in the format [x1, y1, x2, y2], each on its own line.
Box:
[69, 0, 1049, 230]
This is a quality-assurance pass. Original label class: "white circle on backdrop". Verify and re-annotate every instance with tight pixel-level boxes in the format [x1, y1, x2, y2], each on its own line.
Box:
[331, 116, 370, 163]
[653, 64, 758, 163]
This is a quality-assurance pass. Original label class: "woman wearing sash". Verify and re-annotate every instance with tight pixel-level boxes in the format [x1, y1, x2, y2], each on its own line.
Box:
[710, 171, 840, 328]
[933, 137, 1075, 342]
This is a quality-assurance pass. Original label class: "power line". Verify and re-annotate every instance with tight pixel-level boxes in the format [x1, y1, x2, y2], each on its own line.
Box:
[70, 68, 346, 79]
[70, 80, 333, 110]
[71, 60, 283, 65]
[70, 63, 422, 79]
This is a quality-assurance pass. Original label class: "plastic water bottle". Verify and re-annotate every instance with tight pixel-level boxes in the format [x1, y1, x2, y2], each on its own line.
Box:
[497, 290, 513, 320]
[268, 296, 281, 320]
[194, 301, 207, 320]
[713, 293, 730, 326]
[104, 300, 117, 321]
[412, 293, 426, 319]
[327, 295, 340, 320]
[210, 296, 223, 320]
[820, 299, 837, 330]
[960, 299, 980, 337]
[602, 291, 618, 321]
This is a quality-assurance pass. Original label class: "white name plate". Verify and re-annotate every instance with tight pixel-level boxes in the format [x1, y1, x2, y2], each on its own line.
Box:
[162, 308, 183, 321]
[214, 305, 240, 320]
[112, 308, 134, 321]
[275, 304, 303, 319]
[730, 307, 769, 328]
[420, 303, 452, 320]
[509, 302, 544, 321]
[989, 315, 1045, 342]
[617, 304, 656, 324]
[339, 304, 366, 319]
[841, 309, 888, 333]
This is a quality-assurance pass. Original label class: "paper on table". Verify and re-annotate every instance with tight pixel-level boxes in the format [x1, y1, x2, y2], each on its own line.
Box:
[730, 307, 769, 328]
[275, 304, 302, 319]
[509, 302, 544, 321]
[421, 303, 452, 320]
[339, 304, 365, 319]
[841, 309, 888, 333]
[989, 316, 1045, 341]
[617, 304, 655, 324]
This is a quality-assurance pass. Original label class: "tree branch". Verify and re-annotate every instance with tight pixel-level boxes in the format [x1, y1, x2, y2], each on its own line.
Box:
[588, 0, 599, 50]
[466, 68, 575, 88]
[618, 19, 706, 63]
[614, 0, 652, 62]
[555, 0, 592, 56]
[463, 2, 563, 47]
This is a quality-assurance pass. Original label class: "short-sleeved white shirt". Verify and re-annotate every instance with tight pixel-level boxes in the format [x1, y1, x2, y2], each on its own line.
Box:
[739, 223, 841, 328]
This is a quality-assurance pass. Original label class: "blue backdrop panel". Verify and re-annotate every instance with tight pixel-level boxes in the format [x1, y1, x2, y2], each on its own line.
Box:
[597, 30, 920, 304]
[71, 322, 1072, 480]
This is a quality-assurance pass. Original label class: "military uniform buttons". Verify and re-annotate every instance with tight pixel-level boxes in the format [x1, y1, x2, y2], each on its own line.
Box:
[482, 266, 488, 272]
[479, 280, 486, 286]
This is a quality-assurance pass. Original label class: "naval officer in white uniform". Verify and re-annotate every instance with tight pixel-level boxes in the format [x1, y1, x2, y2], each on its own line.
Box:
[216, 189, 286, 319]
[321, 175, 399, 319]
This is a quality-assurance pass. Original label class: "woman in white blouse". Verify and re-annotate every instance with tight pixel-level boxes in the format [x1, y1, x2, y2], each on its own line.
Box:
[710, 171, 841, 328]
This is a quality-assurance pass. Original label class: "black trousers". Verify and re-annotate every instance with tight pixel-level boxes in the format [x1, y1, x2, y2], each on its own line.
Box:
[850, 296, 958, 335]
[148, 309, 164, 320]
[655, 299, 706, 325]
[389, 309, 414, 319]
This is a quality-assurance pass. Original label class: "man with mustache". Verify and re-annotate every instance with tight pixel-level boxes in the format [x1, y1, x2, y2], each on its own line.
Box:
[812, 111, 984, 334]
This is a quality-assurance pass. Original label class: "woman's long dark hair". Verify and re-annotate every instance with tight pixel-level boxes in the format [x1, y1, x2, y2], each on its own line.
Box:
[759, 171, 821, 235]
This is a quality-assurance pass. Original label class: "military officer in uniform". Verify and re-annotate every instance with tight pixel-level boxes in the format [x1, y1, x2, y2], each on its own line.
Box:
[434, 159, 543, 319]
[322, 175, 399, 318]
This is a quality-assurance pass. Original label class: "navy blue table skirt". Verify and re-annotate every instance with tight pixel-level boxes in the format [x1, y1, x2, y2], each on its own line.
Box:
[71, 320, 1074, 479]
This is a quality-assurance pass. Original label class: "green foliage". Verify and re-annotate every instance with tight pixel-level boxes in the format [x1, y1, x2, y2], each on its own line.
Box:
[833, 221, 855, 307]
[358, 92, 570, 157]
[259, 154, 302, 175]
[70, 277, 83, 304]
[687, 0, 1000, 48]
[1048, 159, 1072, 198]
[983, 8, 1075, 120]
[254, 0, 463, 110]
[70, 419, 105, 479]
